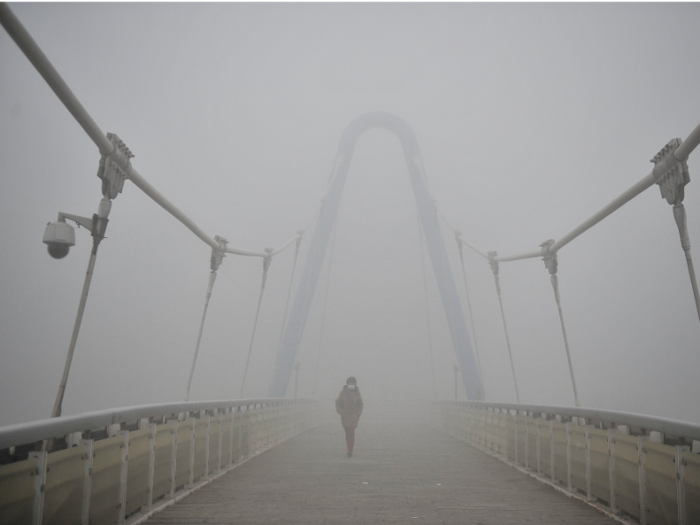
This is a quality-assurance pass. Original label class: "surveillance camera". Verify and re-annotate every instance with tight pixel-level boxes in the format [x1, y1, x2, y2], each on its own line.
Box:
[43, 221, 75, 259]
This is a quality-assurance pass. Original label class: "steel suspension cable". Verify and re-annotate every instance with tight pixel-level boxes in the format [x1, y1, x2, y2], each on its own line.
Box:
[455, 234, 484, 396]
[312, 221, 338, 398]
[268, 232, 304, 396]
[488, 252, 521, 403]
[239, 249, 273, 398]
[185, 271, 216, 401]
[185, 237, 228, 401]
[417, 211, 437, 399]
[433, 205, 462, 398]
[541, 241, 580, 407]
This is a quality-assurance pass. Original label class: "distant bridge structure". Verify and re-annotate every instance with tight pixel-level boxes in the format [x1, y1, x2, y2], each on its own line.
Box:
[270, 111, 484, 401]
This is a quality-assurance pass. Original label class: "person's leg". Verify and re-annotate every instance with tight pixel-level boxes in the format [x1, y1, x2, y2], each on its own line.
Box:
[345, 427, 355, 456]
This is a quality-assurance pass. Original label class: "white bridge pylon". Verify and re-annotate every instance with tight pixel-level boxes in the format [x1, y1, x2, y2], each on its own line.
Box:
[270, 112, 484, 400]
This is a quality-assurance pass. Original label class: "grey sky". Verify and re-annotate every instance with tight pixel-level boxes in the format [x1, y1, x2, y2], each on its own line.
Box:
[1, 3, 699, 427]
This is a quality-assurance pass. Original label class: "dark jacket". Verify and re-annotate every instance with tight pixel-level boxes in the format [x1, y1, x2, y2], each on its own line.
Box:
[335, 385, 363, 428]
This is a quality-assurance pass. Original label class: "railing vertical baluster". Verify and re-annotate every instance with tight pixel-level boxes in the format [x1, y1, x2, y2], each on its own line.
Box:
[147, 424, 156, 511]
[639, 435, 647, 525]
[536, 418, 541, 476]
[566, 422, 572, 492]
[29, 448, 47, 525]
[514, 412, 519, 464]
[81, 438, 94, 525]
[229, 408, 235, 466]
[188, 417, 195, 488]
[524, 416, 529, 469]
[117, 430, 129, 525]
[585, 425, 592, 500]
[676, 445, 688, 525]
[204, 415, 211, 479]
[217, 412, 223, 474]
[168, 419, 178, 498]
[608, 428, 616, 514]
[550, 420, 555, 481]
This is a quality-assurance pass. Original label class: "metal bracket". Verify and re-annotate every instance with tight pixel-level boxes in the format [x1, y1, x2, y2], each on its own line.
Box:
[540, 239, 557, 275]
[210, 235, 228, 272]
[487, 251, 499, 277]
[97, 133, 134, 200]
[263, 247, 274, 274]
[651, 138, 690, 206]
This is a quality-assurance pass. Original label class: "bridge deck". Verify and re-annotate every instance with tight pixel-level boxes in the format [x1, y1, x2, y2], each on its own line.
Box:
[145, 405, 614, 525]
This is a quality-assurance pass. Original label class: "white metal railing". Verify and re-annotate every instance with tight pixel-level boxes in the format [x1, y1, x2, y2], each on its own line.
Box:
[435, 400, 700, 525]
[0, 398, 317, 525]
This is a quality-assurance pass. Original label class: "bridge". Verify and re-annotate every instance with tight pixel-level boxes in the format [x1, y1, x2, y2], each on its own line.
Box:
[1, 4, 700, 525]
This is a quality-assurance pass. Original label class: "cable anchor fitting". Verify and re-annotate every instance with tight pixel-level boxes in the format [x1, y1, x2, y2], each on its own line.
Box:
[540, 239, 557, 276]
[210, 236, 228, 272]
[97, 133, 134, 200]
[651, 137, 690, 206]
[487, 251, 499, 277]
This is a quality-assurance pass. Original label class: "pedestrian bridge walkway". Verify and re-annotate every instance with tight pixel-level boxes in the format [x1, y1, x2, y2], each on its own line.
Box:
[3, 399, 700, 525]
[146, 404, 613, 525]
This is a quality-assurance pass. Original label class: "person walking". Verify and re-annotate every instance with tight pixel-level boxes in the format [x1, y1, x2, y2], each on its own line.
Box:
[335, 376, 363, 457]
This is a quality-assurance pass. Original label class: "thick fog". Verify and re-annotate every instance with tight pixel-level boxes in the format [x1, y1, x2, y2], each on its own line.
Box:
[1, 3, 700, 427]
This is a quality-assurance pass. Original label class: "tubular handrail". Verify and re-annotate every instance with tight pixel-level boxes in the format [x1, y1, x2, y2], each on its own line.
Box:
[440, 399, 700, 441]
[0, 398, 313, 450]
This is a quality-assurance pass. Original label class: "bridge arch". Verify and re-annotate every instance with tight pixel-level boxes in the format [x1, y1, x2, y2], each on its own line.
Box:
[270, 112, 484, 400]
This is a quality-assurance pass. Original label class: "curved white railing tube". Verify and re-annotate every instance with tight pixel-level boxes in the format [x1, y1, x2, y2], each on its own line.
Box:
[552, 123, 700, 254]
[439, 399, 700, 443]
[0, 4, 269, 259]
[455, 233, 489, 260]
[0, 3, 113, 156]
[272, 232, 302, 256]
[495, 250, 542, 263]
[674, 121, 700, 161]
[550, 172, 657, 254]
[0, 398, 314, 450]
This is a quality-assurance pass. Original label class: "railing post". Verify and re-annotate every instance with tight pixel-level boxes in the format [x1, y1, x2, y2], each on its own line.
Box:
[217, 412, 223, 474]
[585, 425, 593, 500]
[524, 416, 530, 469]
[117, 430, 129, 525]
[550, 420, 555, 481]
[536, 418, 541, 476]
[80, 438, 94, 525]
[229, 408, 235, 466]
[147, 424, 156, 511]
[168, 419, 178, 498]
[608, 428, 617, 514]
[188, 417, 196, 488]
[204, 415, 211, 479]
[566, 422, 572, 492]
[676, 445, 689, 525]
[30, 447, 48, 525]
[639, 435, 647, 525]
[514, 412, 519, 464]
